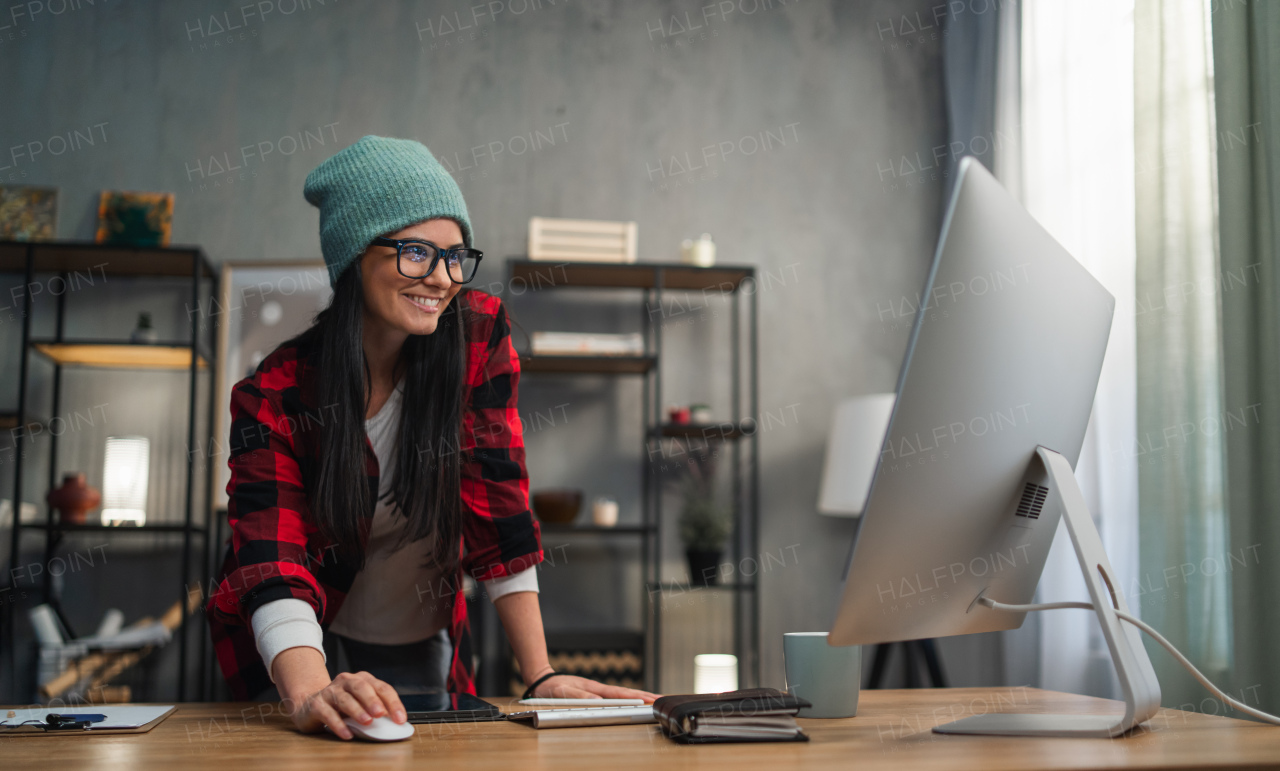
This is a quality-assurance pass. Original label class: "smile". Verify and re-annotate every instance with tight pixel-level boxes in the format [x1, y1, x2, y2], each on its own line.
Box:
[405, 294, 443, 313]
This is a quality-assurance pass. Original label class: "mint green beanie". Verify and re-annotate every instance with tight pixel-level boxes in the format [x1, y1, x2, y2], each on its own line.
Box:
[303, 135, 472, 286]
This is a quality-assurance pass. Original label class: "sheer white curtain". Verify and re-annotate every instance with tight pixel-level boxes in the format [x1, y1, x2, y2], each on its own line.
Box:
[1004, 0, 1140, 699]
[1133, 0, 1231, 705]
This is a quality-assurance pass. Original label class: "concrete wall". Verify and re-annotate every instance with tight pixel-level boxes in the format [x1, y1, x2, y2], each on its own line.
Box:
[1, 0, 1003, 698]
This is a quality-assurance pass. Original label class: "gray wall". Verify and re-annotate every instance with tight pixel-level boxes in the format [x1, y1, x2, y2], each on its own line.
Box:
[1, 0, 1003, 696]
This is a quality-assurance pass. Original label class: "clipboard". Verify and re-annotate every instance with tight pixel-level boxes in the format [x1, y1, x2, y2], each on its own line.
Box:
[0, 705, 176, 735]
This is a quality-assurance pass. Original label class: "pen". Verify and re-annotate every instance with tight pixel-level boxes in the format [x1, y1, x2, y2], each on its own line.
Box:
[46, 713, 107, 729]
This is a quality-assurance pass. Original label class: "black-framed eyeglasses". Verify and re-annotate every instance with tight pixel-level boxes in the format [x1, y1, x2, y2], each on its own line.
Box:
[371, 237, 483, 284]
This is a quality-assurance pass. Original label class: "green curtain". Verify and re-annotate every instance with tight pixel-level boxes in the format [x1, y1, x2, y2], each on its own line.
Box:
[1211, 1, 1280, 717]
[1134, 0, 1232, 711]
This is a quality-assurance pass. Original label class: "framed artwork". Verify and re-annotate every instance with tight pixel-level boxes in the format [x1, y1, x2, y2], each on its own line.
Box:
[0, 185, 58, 241]
[95, 190, 174, 247]
[211, 261, 331, 509]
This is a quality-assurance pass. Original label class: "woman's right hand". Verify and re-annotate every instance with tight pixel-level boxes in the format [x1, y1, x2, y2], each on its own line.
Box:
[285, 671, 407, 739]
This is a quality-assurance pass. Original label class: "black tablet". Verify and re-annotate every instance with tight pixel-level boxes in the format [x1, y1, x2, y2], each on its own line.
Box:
[400, 692, 504, 723]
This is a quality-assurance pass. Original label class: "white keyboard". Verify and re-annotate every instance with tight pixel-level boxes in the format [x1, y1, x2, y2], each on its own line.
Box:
[506, 704, 656, 729]
[518, 698, 645, 706]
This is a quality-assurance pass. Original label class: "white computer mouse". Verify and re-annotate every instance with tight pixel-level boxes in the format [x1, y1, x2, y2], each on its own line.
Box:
[338, 715, 415, 742]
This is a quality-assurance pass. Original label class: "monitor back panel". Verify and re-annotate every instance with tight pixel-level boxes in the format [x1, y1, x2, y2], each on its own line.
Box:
[830, 158, 1114, 646]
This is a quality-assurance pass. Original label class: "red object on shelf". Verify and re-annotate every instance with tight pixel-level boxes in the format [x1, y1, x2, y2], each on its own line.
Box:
[46, 472, 101, 525]
[667, 406, 691, 425]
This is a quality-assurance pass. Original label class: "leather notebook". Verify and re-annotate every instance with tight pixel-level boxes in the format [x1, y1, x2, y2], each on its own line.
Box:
[653, 687, 811, 744]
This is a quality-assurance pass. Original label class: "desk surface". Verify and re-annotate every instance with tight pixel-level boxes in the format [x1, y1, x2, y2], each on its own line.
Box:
[3, 688, 1278, 770]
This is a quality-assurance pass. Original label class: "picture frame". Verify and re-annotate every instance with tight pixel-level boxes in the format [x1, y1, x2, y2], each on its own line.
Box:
[0, 185, 58, 241]
[94, 190, 174, 247]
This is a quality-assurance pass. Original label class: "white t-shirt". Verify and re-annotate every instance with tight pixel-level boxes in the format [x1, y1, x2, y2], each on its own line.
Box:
[251, 381, 538, 680]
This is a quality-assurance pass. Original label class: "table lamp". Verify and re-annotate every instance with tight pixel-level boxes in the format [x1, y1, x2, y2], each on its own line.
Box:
[694, 653, 738, 693]
[102, 436, 150, 526]
[817, 394, 896, 517]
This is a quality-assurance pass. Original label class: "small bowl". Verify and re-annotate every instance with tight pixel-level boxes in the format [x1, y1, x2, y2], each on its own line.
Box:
[532, 489, 583, 525]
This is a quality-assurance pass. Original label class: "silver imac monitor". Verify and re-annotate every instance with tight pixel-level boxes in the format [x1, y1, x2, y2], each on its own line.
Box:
[829, 157, 1161, 737]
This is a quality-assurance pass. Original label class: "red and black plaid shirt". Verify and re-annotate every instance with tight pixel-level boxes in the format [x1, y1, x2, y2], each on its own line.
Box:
[206, 289, 542, 700]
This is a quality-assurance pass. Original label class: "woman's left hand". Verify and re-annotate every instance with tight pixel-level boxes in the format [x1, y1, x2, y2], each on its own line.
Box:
[531, 674, 659, 703]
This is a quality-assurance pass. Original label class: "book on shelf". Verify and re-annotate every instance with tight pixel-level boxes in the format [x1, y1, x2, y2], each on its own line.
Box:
[653, 688, 811, 744]
[530, 331, 645, 357]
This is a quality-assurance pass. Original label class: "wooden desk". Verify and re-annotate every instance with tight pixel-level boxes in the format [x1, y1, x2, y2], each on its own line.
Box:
[4, 688, 1278, 770]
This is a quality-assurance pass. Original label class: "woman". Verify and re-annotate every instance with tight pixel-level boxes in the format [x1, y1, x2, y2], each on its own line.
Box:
[207, 136, 655, 739]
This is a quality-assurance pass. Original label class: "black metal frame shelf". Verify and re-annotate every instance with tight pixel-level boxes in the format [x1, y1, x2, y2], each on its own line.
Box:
[506, 257, 760, 692]
[1, 239, 219, 705]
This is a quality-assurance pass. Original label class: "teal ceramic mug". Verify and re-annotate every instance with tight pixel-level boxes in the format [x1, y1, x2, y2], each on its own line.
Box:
[783, 632, 861, 718]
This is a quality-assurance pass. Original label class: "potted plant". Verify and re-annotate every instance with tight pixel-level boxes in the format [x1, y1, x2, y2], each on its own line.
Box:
[678, 459, 732, 586]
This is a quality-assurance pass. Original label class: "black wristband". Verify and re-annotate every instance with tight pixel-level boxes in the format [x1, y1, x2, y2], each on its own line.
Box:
[522, 670, 561, 700]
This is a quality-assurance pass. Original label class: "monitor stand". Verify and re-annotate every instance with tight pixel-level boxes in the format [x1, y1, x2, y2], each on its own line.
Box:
[933, 446, 1162, 738]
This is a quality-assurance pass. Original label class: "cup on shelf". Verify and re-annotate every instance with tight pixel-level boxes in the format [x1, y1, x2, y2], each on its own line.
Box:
[680, 234, 716, 267]
[591, 497, 619, 527]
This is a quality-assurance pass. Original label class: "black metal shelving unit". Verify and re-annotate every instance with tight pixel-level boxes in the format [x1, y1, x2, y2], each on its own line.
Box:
[0, 240, 218, 704]
[505, 259, 760, 692]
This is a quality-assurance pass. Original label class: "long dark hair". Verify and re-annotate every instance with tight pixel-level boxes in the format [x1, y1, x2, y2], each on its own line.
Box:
[288, 261, 467, 572]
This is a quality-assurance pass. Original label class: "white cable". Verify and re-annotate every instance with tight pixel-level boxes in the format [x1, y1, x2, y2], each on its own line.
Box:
[979, 596, 1280, 725]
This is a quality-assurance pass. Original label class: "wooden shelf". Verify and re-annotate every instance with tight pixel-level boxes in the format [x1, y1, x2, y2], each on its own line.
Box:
[19, 522, 205, 534]
[0, 240, 215, 278]
[0, 412, 50, 433]
[646, 581, 758, 592]
[33, 342, 208, 370]
[538, 524, 653, 535]
[507, 259, 753, 292]
[520, 354, 655, 375]
[655, 422, 750, 441]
